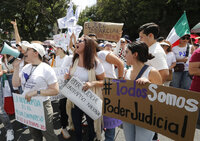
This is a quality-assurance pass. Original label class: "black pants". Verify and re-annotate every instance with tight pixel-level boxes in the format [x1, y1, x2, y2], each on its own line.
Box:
[59, 98, 68, 128]
[71, 105, 96, 141]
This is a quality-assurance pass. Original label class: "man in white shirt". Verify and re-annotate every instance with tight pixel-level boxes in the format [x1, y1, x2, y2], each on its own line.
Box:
[138, 23, 169, 83]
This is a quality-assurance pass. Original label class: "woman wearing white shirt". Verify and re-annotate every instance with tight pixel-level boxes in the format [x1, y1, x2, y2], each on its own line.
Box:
[12, 43, 59, 141]
[172, 35, 194, 89]
[160, 41, 176, 86]
[50, 43, 72, 139]
[65, 36, 105, 141]
[97, 45, 124, 141]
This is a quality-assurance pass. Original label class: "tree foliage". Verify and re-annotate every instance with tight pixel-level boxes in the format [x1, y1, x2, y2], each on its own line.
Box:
[78, 0, 200, 40]
[0, 0, 69, 41]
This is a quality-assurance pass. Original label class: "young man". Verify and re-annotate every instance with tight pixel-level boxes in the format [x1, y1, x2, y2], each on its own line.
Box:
[138, 22, 169, 83]
[138, 23, 169, 141]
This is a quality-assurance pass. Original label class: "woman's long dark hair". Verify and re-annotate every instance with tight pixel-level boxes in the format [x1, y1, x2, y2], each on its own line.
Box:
[127, 41, 154, 62]
[72, 36, 97, 70]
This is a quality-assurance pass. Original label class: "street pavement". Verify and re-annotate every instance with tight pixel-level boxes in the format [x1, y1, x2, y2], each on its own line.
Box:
[0, 100, 200, 141]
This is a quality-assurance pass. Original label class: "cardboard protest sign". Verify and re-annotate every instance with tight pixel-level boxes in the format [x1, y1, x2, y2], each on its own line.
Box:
[50, 67, 68, 101]
[61, 76, 102, 120]
[13, 93, 46, 131]
[84, 22, 124, 42]
[103, 78, 200, 141]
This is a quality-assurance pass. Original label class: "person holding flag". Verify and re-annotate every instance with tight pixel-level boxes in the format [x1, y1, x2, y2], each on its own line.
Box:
[166, 11, 194, 89]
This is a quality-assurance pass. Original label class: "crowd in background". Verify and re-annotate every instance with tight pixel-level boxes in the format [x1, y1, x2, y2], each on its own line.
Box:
[0, 20, 200, 141]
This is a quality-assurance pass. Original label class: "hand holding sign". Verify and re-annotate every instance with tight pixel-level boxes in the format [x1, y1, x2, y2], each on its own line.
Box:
[82, 81, 94, 91]
[61, 76, 102, 120]
[25, 91, 37, 102]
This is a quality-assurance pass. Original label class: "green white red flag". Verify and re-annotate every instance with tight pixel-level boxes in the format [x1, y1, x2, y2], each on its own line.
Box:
[166, 11, 190, 47]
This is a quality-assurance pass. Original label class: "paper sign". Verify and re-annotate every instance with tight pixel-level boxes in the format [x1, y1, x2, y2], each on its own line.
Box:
[61, 76, 102, 120]
[84, 22, 124, 42]
[50, 67, 68, 101]
[13, 93, 46, 131]
[53, 33, 68, 51]
[103, 78, 200, 141]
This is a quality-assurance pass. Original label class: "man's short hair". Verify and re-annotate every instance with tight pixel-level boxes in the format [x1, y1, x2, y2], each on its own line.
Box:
[138, 23, 160, 39]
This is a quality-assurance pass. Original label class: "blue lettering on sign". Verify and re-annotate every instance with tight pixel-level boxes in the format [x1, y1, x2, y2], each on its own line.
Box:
[114, 80, 147, 99]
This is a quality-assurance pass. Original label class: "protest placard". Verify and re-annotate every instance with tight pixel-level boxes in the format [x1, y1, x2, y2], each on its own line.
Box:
[84, 22, 124, 42]
[60, 76, 102, 120]
[13, 93, 46, 131]
[103, 78, 200, 141]
[50, 67, 68, 101]
[53, 33, 69, 51]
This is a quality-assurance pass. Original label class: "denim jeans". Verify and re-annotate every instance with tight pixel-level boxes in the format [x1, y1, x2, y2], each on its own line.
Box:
[0, 78, 13, 131]
[123, 121, 154, 141]
[105, 128, 115, 141]
[172, 71, 192, 90]
[71, 105, 96, 141]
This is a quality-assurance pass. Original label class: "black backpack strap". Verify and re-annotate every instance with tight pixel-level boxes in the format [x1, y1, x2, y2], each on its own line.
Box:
[135, 65, 149, 80]
[185, 43, 190, 57]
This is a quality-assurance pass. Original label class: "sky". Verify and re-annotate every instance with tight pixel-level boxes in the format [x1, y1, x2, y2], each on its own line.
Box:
[72, 0, 97, 11]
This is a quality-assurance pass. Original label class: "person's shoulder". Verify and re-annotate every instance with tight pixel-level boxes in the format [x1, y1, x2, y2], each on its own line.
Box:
[168, 51, 175, 56]
[41, 62, 51, 68]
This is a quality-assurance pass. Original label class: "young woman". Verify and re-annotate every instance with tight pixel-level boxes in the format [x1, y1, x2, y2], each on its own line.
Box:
[123, 41, 162, 141]
[172, 34, 194, 89]
[50, 43, 72, 139]
[65, 36, 105, 141]
[12, 43, 59, 141]
[97, 45, 124, 141]
[160, 41, 176, 86]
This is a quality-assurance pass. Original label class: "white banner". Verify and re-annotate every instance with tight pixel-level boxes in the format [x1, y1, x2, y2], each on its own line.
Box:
[13, 93, 46, 131]
[50, 67, 68, 101]
[61, 76, 102, 120]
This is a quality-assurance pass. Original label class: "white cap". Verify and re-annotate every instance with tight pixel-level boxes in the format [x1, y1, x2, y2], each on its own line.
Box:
[111, 42, 117, 47]
[160, 42, 170, 47]
[30, 43, 45, 57]
[21, 41, 31, 51]
[104, 41, 112, 47]
[120, 38, 125, 42]
[54, 42, 66, 51]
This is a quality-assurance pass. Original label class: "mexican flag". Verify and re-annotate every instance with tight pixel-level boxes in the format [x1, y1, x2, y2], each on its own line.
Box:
[2, 74, 15, 115]
[166, 11, 190, 47]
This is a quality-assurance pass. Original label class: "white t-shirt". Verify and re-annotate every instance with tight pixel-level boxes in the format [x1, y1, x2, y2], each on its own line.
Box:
[145, 42, 168, 70]
[97, 50, 117, 79]
[20, 62, 57, 101]
[172, 45, 192, 71]
[72, 59, 104, 83]
[125, 66, 153, 80]
[62, 55, 73, 68]
[166, 52, 176, 68]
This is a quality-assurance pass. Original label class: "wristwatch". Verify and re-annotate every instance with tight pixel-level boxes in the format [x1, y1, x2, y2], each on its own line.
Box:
[37, 90, 40, 95]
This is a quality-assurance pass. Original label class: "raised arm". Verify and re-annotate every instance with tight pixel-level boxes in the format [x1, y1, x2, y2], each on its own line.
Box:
[11, 19, 21, 44]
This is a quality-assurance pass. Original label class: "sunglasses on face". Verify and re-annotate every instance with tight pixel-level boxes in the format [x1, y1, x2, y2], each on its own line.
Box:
[181, 36, 190, 40]
[121, 41, 125, 43]
[76, 39, 84, 44]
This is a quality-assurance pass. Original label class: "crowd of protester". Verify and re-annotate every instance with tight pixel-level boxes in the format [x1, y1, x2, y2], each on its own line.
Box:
[0, 20, 199, 141]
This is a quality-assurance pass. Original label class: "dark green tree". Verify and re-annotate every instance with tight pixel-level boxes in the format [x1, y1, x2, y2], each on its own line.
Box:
[78, 0, 200, 40]
[0, 0, 69, 41]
